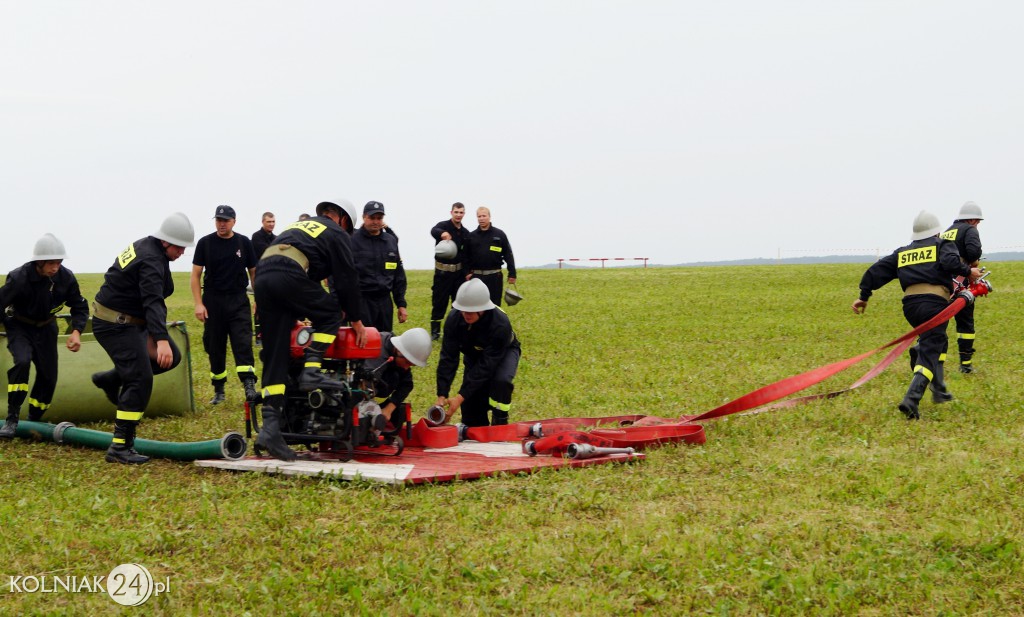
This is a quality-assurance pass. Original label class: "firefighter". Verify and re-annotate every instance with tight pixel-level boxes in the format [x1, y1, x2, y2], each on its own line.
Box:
[250, 211, 277, 347]
[436, 278, 521, 427]
[362, 327, 432, 429]
[429, 202, 470, 340]
[351, 201, 407, 332]
[190, 205, 260, 405]
[852, 210, 981, 419]
[466, 206, 516, 307]
[940, 201, 984, 373]
[90, 213, 194, 463]
[253, 200, 366, 461]
[0, 234, 89, 438]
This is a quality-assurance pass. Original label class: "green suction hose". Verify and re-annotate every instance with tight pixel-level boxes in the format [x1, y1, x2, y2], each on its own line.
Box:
[13, 420, 247, 461]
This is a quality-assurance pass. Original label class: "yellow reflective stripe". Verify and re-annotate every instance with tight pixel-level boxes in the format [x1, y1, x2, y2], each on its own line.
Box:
[489, 398, 511, 412]
[304, 361, 321, 369]
[961, 360, 973, 366]
[210, 370, 229, 380]
[8, 383, 29, 393]
[913, 366, 934, 381]
[235, 366, 256, 374]
[385, 262, 398, 270]
[116, 410, 144, 422]
[958, 333, 976, 340]
[27, 398, 50, 410]
[938, 353, 947, 362]
[112, 437, 126, 444]
[311, 332, 336, 344]
[489, 246, 502, 252]
[263, 384, 286, 397]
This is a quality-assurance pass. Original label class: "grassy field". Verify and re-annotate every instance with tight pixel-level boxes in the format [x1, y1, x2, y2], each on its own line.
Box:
[2, 263, 1022, 615]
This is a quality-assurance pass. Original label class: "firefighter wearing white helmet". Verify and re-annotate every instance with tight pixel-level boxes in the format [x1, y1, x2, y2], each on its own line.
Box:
[0, 234, 89, 438]
[363, 327, 432, 432]
[940, 201, 985, 373]
[429, 202, 470, 340]
[436, 278, 521, 427]
[89, 213, 195, 463]
[852, 210, 982, 420]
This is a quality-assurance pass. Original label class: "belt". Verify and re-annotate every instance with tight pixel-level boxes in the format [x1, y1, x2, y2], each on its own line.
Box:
[260, 244, 309, 272]
[904, 283, 951, 299]
[11, 313, 56, 328]
[435, 262, 463, 273]
[471, 269, 501, 276]
[92, 302, 145, 326]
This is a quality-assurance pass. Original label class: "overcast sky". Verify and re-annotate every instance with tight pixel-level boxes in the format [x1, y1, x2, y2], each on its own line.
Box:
[2, 1, 1021, 274]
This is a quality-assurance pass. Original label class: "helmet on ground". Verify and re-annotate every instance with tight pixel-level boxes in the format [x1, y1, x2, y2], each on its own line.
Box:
[434, 239, 457, 260]
[452, 278, 496, 312]
[911, 210, 942, 241]
[956, 201, 984, 221]
[317, 200, 358, 233]
[153, 212, 195, 247]
[391, 328, 432, 367]
[33, 233, 67, 260]
[504, 285, 523, 306]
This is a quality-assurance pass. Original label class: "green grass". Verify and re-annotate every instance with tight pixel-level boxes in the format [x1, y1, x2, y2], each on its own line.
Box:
[2, 263, 1022, 615]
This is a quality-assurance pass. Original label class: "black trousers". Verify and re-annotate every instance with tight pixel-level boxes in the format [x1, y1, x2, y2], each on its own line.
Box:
[431, 270, 465, 332]
[902, 294, 950, 382]
[93, 318, 181, 415]
[202, 292, 256, 384]
[362, 294, 394, 332]
[459, 345, 521, 427]
[475, 272, 504, 307]
[953, 301, 976, 364]
[254, 258, 342, 411]
[5, 321, 58, 415]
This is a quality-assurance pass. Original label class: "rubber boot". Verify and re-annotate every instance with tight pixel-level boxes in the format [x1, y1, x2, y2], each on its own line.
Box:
[256, 406, 297, 461]
[930, 363, 955, 404]
[490, 407, 509, 426]
[242, 377, 260, 403]
[27, 405, 45, 422]
[908, 345, 918, 373]
[105, 420, 150, 464]
[0, 408, 18, 439]
[91, 370, 122, 406]
[209, 381, 226, 405]
[897, 373, 930, 420]
[298, 367, 345, 392]
[958, 337, 974, 374]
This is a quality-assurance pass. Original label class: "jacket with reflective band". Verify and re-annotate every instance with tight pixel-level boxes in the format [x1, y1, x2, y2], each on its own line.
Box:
[858, 237, 972, 302]
[95, 236, 174, 340]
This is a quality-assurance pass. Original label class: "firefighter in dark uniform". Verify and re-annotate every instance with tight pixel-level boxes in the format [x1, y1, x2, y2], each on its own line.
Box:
[250, 211, 276, 347]
[436, 278, 521, 427]
[0, 234, 89, 438]
[466, 206, 516, 307]
[90, 213, 194, 463]
[940, 201, 984, 373]
[429, 202, 470, 340]
[351, 201, 407, 332]
[362, 327, 432, 428]
[852, 211, 981, 419]
[253, 201, 366, 461]
[190, 205, 260, 405]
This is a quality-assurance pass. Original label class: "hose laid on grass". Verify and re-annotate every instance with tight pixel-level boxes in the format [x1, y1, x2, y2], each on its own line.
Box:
[14, 420, 247, 461]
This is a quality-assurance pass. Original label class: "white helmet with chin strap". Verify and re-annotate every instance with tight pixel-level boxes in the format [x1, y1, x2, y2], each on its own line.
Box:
[956, 201, 984, 221]
[33, 233, 68, 260]
[452, 278, 496, 312]
[153, 212, 195, 247]
[911, 210, 942, 241]
[391, 328, 432, 367]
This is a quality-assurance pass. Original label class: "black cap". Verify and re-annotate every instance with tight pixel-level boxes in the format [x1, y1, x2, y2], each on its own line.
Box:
[363, 201, 385, 216]
[214, 205, 236, 220]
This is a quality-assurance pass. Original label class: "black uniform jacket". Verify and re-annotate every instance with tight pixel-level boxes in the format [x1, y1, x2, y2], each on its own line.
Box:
[363, 333, 414, 407]
[271, 216, 364, 323]
[466, 225, 516, 277]
[858, 237, 973, 302]
[1, 262, 88, 331]
[430, 219, 470, 267]
[940, 222, 982, 265]
[436, 308, 520, 399]
[351, 227, 407, 308]
[251, 228, 277, 260]
[95, 236, 175, 341]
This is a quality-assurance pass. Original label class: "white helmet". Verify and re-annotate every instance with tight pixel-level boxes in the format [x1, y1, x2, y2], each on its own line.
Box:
[956, 201, 984, 221]
[153, 212, 196, 247]
[434, 239, 457, 260]
[452, 278, 496, 312]
[33, 233, 68, 260]
[391, 328, 432, 367]
[317, 200, 358, 233]
[911, 210, 942, 241]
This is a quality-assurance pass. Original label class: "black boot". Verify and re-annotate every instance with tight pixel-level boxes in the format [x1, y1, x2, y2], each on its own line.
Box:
[105, 420, 150, 464]
[242, 377, 260, 403]
[490, 408, 509, 426]
[209, 381, 226, 405]
[27, 406, 45, 422]
[298, 367, 345, 392]
[898, 373, 930, 420]
[930, 363, 955, 404]
[430, 320, 441, 341]
[958, 337, 975, 374]
[0, 409, 18, 439]
[908, 345, 918, 373]
[91, 370, 122, 406]
[256, 406, 297, 461]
